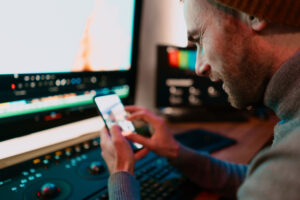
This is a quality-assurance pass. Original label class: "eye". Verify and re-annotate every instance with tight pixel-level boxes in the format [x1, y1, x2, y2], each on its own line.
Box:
[195, 33, 204, 55]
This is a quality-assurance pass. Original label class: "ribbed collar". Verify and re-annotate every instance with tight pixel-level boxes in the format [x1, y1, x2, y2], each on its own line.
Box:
[264, 50, 300, 121]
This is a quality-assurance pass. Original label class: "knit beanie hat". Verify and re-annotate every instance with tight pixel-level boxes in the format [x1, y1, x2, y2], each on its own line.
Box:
[215, 0, 300, 27]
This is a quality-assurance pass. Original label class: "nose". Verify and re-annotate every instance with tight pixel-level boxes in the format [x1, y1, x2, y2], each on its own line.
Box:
[195, 49, 211, 77]
[196, 63, 211, 76]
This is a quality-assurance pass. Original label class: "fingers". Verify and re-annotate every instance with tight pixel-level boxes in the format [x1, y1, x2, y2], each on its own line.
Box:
[126, 133, 153, 149]
[99, 128, 110, 145]
[134, 148, 150, 160]
[127, 110, 163, 126]
[125, 105, 144, 113]
[109, 124, 124, 143]
[125, 106, 165, 128]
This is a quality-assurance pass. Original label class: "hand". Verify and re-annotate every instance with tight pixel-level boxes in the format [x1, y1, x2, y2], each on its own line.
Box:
[125, 106, 180, 159]
[99, 125, 135, 175]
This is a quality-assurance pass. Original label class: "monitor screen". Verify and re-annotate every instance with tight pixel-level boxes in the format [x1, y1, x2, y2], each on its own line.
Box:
[0, 0, 135, 74]
[0, 0, 141, 144]
[156, 45, 229, 108]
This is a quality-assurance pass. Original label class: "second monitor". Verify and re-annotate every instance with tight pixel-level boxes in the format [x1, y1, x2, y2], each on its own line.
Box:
[156, 45, 248, 122]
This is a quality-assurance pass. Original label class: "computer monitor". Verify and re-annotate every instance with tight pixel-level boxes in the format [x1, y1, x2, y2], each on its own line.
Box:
[0, 0, 142, 159]
[156, 45, 247, 122]
[156, 45, 229, 108]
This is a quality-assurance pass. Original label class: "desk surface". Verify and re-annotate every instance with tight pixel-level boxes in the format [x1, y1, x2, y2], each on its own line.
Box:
[167, 114, 279, 199]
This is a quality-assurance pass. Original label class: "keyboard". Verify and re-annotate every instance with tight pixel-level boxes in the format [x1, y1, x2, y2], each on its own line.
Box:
[85, 152, 200, 200]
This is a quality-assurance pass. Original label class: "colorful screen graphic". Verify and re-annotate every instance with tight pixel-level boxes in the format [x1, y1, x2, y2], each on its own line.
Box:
[167, 47, 197, 71]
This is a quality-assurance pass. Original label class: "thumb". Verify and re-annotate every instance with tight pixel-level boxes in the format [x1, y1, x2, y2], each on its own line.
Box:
[126, 133, 152, 149]
[109, 124, 123, 140]
[134, 148, 150, 160]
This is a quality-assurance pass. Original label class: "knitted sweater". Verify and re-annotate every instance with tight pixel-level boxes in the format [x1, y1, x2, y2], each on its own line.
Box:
[108, 50, 300, 199]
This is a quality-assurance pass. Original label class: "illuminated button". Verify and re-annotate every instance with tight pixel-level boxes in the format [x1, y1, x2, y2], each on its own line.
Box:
[43, 160, 49, 165]
[208, 86, 219, 97]
[20, 184, 25, 188]
[22, 171, 29, 176]
[65, 151, 72, 157]
[11, 83, 16, 90]
[81, 154, 87, 160]
[65, 164, 71, 169]
[92, 140, 99, 146]
[28, 176, 35, 181]
[65, 148, 72, 157]
[55, 151, 62, 160]
[11, 187, 17, 192]
[29, 169, 36, 173]
[70, 159, 77, 166]
[30, 82, 36, 88]
[35, 173, 42, 178]
[45, 155, 51, 160]
[21, 179, 28, 184]
[55, 80, 61, 87]
[33, 159, 41, 165]
[0, 181, 3, 186]
[91, 76, 97, 84]
[76, 157, 82, 162]
[74, 145, 81, 153]
[54, 155, 60, 160]
[61, 79, 67, 86]
[83, 142, 90, 150]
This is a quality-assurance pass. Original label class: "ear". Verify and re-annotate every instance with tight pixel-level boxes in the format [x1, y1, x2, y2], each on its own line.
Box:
[249, 16, 267, 32]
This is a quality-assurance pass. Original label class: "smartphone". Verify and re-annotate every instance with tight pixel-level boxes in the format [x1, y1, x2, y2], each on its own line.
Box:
[94, 94, 143, 151]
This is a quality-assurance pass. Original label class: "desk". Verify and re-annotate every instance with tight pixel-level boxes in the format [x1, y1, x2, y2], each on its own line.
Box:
[167, 115, 279, 199]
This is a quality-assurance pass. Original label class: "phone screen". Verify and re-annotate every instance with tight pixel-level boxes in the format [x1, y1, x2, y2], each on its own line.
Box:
[94, 94, 143, 150]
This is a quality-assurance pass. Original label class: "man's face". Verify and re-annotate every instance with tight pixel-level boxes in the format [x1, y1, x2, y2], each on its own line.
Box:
[184, 0, 272, 109]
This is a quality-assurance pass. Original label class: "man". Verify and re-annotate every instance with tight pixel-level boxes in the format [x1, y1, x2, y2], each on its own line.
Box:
[99, 0, 300, 199]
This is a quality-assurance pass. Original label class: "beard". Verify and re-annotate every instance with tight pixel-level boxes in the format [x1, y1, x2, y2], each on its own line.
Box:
[219, 44, 273, 109]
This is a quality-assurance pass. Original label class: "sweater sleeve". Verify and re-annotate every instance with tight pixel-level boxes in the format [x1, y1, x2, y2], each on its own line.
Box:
[169, 145, 248, 198]
[238, 128, 300, 200]
[108, 171, 140, 200]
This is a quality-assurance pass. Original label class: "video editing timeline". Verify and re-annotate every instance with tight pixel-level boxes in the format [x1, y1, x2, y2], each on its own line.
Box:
[0, 85, 129, 120]
[0, 72, 131, 103]
[156, 46, 228, 108]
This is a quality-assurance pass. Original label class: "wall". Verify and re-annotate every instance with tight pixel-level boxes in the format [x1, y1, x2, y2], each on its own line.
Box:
[135, 0, 187, 110]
